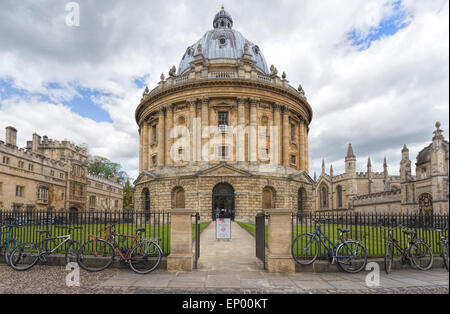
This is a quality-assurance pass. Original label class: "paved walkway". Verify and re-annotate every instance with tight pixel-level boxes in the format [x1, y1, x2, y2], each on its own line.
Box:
[197, 221, 263, 271]
[96, 222, 449, 293]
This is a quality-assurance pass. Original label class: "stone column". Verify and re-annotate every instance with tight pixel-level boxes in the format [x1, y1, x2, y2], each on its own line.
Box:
[273, 104, 281, 166]
[139, 123, 143, 173]
[282, 107, 290, 166]
[188, 99, 196, 163]
[249, 98, 258, 163]
[142, 120, 149, 171]
[157, 109, 165, 167]
[201, 98, 209, 163]
[265, 209, 296, 273]
[237, 97, 246, 163]
[299, 119, 305, 170]
[304, 123, 309, 172]
[167, 208, 194, 271]
[166, 105, 173, 166]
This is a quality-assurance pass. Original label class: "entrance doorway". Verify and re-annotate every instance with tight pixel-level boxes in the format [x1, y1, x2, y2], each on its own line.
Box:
[212, 183, 235, 221]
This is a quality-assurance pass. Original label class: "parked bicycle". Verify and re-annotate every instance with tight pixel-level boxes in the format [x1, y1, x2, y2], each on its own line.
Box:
[77, 224, 162, 274]
[0, 224, 21, 264]
[8, 226, 82, 271]
[291, 218, 367, 273]
[384, 226, 433, 274]
[436, 228, 448, 272]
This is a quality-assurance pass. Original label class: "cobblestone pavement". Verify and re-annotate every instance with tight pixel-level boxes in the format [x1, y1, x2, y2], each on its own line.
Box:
[0, 222, 448, 294]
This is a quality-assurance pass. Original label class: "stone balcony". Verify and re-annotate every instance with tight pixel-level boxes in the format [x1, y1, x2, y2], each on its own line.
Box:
[142, 65, 306, 104]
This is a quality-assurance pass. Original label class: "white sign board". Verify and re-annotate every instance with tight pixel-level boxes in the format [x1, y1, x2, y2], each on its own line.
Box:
[216, 218, 231, 240]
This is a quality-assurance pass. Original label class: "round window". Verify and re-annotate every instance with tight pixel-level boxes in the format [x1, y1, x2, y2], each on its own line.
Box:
[219, 38, 226, 45]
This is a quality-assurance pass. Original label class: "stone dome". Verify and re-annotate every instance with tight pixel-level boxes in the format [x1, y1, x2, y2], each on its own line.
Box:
[178, 9, 269, 75]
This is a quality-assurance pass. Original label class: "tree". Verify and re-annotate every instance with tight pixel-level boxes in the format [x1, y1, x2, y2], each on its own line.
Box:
[123, 179, 135, 209]
[87, 155, 128, 185]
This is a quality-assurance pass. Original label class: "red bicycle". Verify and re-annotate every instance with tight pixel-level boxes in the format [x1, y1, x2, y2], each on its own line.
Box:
[77, 224, 162, 274]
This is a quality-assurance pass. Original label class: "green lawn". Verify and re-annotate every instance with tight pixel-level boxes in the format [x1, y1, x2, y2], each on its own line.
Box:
[3, 221, 213, 257]
[236, 221, 445, 258]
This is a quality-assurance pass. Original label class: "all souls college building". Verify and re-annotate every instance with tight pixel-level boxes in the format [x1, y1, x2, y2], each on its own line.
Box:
[134, 8, 449, 221]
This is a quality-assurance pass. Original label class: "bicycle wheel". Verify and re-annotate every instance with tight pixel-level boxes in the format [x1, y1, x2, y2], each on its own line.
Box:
[1, 239, 18, 264]
[291, 233, 319, 266]
[336, 240, 367, 273]
[9, 243, 40, 271]
[441, 241, 449, 272]
[409, 241, 433, 270]
[65, 240, 81, 265]
[384, 242, 393, 274]
[128, 241, 162, 274]
[77, 239, 115, 272]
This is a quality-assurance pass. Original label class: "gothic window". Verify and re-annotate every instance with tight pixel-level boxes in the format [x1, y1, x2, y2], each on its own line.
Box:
[320, 186, 328, 209]
[337, 185, 343, 208]
[151, 154, 157, 166]
[418, 193, 433, 215]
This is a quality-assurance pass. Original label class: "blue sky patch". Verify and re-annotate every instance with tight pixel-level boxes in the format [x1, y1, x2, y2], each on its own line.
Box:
[347, 0, 410, 50]
[0, 78, 113, 123]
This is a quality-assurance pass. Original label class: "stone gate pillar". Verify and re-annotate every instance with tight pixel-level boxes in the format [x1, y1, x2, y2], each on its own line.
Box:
[167, 208, 194, 271]
[265, 209, 295, 273]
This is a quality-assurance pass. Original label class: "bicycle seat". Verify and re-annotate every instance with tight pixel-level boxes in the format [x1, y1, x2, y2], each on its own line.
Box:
[402, 230, 416, 235]
[436, 228, 448, 233]
[338, 228, 350, 233]
[136, 228, 146, 233]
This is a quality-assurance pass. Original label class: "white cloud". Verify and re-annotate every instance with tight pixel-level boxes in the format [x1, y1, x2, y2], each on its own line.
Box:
[0, 0, 448, 181]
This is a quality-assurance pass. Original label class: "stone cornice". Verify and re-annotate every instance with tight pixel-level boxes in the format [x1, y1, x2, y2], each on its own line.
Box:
[136, 79, 313, 125]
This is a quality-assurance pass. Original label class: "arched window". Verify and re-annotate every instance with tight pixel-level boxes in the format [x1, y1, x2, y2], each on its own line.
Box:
[337, 185, 343, 208]
[172, 187, 185, 209]
[262, 187, 275, 209]
[143, 188, 150, 221]
[320, 186, 328, 209]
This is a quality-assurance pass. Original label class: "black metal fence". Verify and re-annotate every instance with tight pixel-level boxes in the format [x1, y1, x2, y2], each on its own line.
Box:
[0, 209, 171, 256]
[255, 213, 266, 268]
[192, 213, 201, 269]
[292, 212, 448, 258]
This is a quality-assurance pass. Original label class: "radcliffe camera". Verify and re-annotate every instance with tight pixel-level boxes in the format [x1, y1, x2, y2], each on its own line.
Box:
[0, 0, 448, 302]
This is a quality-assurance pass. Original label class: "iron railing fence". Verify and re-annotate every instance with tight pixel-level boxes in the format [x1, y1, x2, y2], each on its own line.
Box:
[0, 209, 171, 256]
[292, 212, 448, 259]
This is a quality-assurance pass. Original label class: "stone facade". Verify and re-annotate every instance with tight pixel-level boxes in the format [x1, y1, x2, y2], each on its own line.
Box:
[315, 123, 449, 214]
[0, 126, 123, 212]
[134, 9, 314, 222]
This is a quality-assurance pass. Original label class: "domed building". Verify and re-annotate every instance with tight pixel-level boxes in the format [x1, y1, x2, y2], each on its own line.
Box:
[134, 8, 314, 221]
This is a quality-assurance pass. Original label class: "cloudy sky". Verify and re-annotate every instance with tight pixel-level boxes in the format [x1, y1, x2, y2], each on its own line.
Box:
[0, 0, 448, 181]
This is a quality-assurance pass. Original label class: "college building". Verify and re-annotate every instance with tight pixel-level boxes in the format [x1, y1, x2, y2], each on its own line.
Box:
[0, 126, 123, 214]
[132, 8, 449, 221]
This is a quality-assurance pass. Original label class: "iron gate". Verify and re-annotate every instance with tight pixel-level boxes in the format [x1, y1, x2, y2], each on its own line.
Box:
[255, 212, 266, 269]
[193, 213, 201, 269]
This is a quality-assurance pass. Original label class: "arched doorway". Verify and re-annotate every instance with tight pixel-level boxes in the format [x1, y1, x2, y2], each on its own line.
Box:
[212, 183, 235, 221]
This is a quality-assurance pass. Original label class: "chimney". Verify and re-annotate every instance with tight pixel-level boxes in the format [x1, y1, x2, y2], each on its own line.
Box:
[32, 133, 41, 152]
[5, 126, 17, 147]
